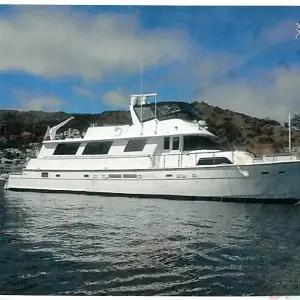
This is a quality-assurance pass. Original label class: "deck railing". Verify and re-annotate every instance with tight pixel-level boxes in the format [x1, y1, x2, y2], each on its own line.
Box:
[34, 151, 238, 169]
[30, 149, 300, 169]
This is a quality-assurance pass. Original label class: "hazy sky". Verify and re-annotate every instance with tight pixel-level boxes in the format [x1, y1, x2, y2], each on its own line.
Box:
[0, 5, 299, 122]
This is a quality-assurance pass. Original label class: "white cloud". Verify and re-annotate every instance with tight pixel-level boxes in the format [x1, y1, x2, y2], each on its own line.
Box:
[20, 97, 63, 112]
[102, 90, 128, 108]
[165, 18, 300, 123]
[259, 19, 296, 49]
[13, 90, 64, 111]
[0, 7, 191, 80]
[73, 86, 94, 98]
[194, 67, 300, 123]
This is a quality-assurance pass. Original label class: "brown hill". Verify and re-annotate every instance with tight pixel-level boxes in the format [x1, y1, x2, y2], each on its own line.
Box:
[0, 101, 299, 156]
[193, 101, 300, 156]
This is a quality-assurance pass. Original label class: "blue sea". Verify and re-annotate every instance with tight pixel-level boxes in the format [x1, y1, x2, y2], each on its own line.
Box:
[1, 190, 300, 295]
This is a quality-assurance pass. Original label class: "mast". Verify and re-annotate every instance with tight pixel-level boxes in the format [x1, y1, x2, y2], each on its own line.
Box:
[140, 61, 143, 123]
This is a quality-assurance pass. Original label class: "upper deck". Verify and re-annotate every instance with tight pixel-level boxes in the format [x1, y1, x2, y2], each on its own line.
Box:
[43, 93, 216, 144]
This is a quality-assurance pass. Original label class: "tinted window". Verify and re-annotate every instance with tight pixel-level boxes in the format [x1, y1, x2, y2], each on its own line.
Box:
[173, 137, 179, 150]
[197, 157, 232, 165]
[41, 172, 48, 177]
[124, 139, 147, 152]
[183, 135, 220, 151]
[82, 141, 112, 155]
[53, 143, 80, 155]
[133, 102, 199, 123]
[164, 137, 170, 150]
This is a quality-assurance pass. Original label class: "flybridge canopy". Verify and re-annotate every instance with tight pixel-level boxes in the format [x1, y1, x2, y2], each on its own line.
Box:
[133, 101, 200, 123]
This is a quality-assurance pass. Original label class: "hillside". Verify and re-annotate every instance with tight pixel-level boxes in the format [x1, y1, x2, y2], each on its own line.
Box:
[193, 101, 300, 156]
[0, 101, 299, 156]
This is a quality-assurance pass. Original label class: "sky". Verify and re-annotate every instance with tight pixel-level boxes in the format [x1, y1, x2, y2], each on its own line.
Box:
[0, 5, 299, 122]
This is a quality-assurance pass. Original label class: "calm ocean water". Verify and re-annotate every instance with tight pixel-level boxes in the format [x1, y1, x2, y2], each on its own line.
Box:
[1, 190, 300, 296]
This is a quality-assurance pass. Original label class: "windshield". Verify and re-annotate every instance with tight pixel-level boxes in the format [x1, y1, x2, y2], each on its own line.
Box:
[134, 102, 200, 123]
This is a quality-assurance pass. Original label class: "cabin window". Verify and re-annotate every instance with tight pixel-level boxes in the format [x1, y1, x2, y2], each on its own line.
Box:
[82, 141, 112, 155]
[56, 174, 60, 177]
[53, 143, 80, 155]
[172, 137, 180, 150]
[196, 157, 232, 166]
[183, 135, 220, 151]
[164, 137, 170, 150]
[41, 172, 48, 178]
[124, 139, 147, 152]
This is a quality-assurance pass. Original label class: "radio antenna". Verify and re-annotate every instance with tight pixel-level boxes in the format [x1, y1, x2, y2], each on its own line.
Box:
[140, 60, 143, 95]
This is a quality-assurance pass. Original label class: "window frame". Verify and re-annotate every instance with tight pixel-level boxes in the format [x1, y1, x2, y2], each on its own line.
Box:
[196, 157, 232, 166]
[172, 136, 180, 151]
[82, 141, 113, 155]
[124, 139, 147, 152]
[183, 135, 220, 152]
[53, 143, 81, 155]
[164, 137, 170, 151]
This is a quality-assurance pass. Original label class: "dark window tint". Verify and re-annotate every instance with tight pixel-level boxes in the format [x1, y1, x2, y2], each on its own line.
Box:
[173, 137, 179, 150]
[53, 143, 80, 155]
[133, 102, 199, 123]
[41, 172, 48, 177]
[124, 139, 147, 152]
[123, 174, 137, 179]
[82, 141, 112, 155]
[197, 157, 232, 166]
[108, 174, 122, 178]
[184, 135, 220, 151]
[164, 137, 170, 150]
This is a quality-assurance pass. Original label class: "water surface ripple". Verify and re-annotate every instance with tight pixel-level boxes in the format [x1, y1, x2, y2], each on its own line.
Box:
[1, 191, 300, 295]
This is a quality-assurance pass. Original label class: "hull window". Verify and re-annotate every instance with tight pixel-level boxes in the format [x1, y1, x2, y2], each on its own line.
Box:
[41, 172, 49, 178]
[184, 135, 220, 151]
[83, 141, 113, 155]
[53, 143, 81, 155]
[108, 174, 122, 179]
[123, 174, 138, 179]
[124, 139, 147, 152]
[197, 157, 232, 165]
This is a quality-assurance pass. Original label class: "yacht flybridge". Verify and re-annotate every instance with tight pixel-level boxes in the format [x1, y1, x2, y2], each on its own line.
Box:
[4, 93, 300, 204]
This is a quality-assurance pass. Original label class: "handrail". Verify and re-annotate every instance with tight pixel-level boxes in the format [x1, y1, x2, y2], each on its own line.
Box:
[38, 150, 224, 160]
[29, 150, 299, 171]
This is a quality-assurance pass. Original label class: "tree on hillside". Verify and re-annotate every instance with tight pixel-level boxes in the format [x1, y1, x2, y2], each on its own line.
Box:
[291, 114, 300, 131]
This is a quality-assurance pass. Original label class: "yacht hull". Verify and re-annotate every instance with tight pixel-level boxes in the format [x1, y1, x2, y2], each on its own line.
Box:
[5, 161, 300, 204]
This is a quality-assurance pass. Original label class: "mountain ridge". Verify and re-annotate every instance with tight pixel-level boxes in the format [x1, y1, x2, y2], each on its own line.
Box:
[0, 101, 299, 156]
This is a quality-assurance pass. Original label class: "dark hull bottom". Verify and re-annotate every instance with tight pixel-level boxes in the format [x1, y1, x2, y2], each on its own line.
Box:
[6, 187, 300, 205]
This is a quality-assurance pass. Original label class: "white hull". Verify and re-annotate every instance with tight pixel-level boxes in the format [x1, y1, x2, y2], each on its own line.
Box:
[5, 161, 300, 203]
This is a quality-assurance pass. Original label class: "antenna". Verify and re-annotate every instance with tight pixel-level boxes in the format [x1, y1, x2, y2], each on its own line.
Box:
[140, 60, 143, 95]
[288, 111, 291, 152]
[140, 60, 143, 123]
